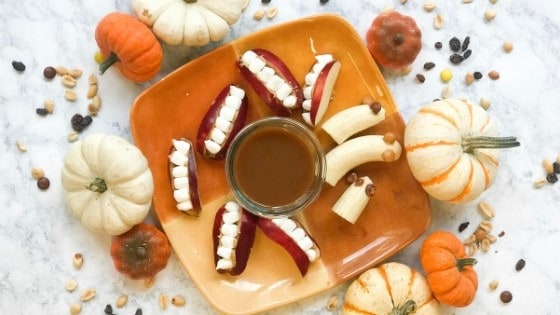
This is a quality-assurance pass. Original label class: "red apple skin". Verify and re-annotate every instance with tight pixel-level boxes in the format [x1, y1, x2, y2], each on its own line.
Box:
[212, 205, 258, 276]
[196, 85, 249, 160]
[237, 49, 303, 116]
[309, 60, 341, 125]
[257, 218, 312, 277]
[168, 138, 202, 216]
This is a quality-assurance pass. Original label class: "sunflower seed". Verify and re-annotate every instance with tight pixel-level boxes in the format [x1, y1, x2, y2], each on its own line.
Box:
[423, 1, 436, 12]
[116, 295, 128, 308]
[253, 10, 265, 20]
[79, 288, 96, 301]
[266, 7, 278, 19]
[31, 167, 45, 180]
[159, 293, 169, 309]
[87, 85, 98, 99]
[65, 278, 78, 292]
[16, 139, 27, 152]
[171, 295, 186, 306]
[70, 303, 82, 315]
[434, 14, 444, 29]
[478, 201, 495, 219]
[73, 253, 83, 269]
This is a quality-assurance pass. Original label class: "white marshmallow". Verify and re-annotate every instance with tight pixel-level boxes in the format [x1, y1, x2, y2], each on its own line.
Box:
[216, 258, 234, 270]
[215, 117, 232, 133]
[220, 223, 238, 237]
[172, 139, 191, 154]
[265, 75, 283, 91]
[177, 200, 193, 211]
[169, 151, 188, 166]
[248, 57, 266, 74]
[224, 95, 242, 110]
[275, 83, 292, 101]
[290, 227, 306, 241]
[220, 235, 236, 248]
[173, 177, 190, 190]
[222, 210, 240, 224]
[303, 86, 314, 99]
[217, 246, 233, 259]
[283, 95, 297, 108]
[257, 66, 275, 82]
[172, 165, 188, 178]
[224, 201, 241, 213]
[229, 85, 245, 99]
[173, 188, 190, 203]
[219, 106, 236, 122]
[302, 99, 312, 111]
[204, 140, 221, 154]
[297, 236, 313, 251]
[241, 50, 257, 65]
[315, 54, 333, 64]
[210, 128, 226, 145]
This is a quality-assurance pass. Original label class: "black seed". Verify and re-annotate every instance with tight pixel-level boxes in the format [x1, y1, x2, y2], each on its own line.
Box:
[463, 49, 472, 60]
[450, 53, 464, 64]
[449, 37, 461, 52]
[435, 41, 443, 49]
[104, 304, 113, 314]
[500, 291, 513, 303]
[458, 221, 470, 232]
[36, 108, 49, 116]
[546, 173, 558, 184]
[515, 258, 526, 271]
[416, 74, 425, 83]
[261, 0, 271, 3]
[461, 36, 471, 51]
[423, 62, 436, 70]
[37, 177, 50, 190]
[12, 61, 26, 72]
[43, 66, 56, 79]
[553, 161, 560, 174]
[433, 98, 441, 102]
[320, 0, 329, 3]
[80, 115, 93, 127]
[473, 71, 483, 80]
[71, 114, 84, 125]
[498, 231, 505, 237]
[135, 308, 143, 315]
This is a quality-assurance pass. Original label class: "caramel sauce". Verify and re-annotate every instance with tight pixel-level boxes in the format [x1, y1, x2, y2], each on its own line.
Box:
[232, 126, 315, 207]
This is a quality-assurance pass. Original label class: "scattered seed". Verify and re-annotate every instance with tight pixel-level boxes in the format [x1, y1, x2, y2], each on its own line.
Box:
[87, 85, 98, 99]
[261, 0, 270, 3]
[36, 108, 49, 116]
[463, 0, 473, 3]
[463, 234, 476, 245]
[449, 37, 461, 52]
[473, 71, 483, 80]
[31, 167, 45, 180]
[16, 139, 27, 152]
[88, 74, 98, 85]
[326, 295, 339, 311]
[55, 65, 69, 76]
[434, 41, 443, 49]
[266, 7, 278, 19]
[553, 161, 560, 174]
[502, 41, 513, 53]
[62, 74, 77, 88]
[486, 234, 497, 243]
[68, 131, 79, 142]
[135, 308, 143, 315]
[253, 10, 265, 20]
[104, 304, 113, 315]
[44, 99, 55, 114]
[465, 72, 475, 85]
[320, 0, 330, 3]
[546, 173, 558, 184]
[468, 243, 477, 256]
[480, 97, 491, 110]
[478, 201, 495, 219]
[69, 69, 83, 79]
[459, 221, 470, 232]
[382, 150, 396, 162]
[500, 290, 513, 303]
[490, 0, 498, 3]
[65, 278, 78, 292]
[434, 14, 444, 29]
[70, 303, 82, 315]
[463, 49, 472, 59]
[481, 238, 490, 252]
[515, 258, 526, 271]
[171, 295, 186, 306]
[485, 9, 497, 21]
[37, 177, 50, 190]
[440, 69, 453, 83]
[159, 293, 169, 309]
[479, 220, 493, 233]
[461, 36, 471, 51]
[423, 62, 436, 70]
[65, 89, 78, 101]
[79, 288, 96, 301]
[489, 280, 499, 291]
[534, 178, 547, 188]
[43, 66, 57, 79]
[543, 159, 554, 174]
[488, 70, 500, 80]
[441, 85, 451, 99]
[12, 61, 26, 72]
[144, 277, 155, 288]
[115, 295, 128, 308]
[450, 53, 464, 64]
[498, 231, 505, 237]
[423, 1, 436, 12]
[73, 253, 84, 269]
[416, 73, 426, 83]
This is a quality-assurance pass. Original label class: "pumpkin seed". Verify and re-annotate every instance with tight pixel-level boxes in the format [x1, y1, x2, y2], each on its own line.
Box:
[55, 65, 68, 76]
[489, 280, 499, 291]
[65, 278, 78, 292]
[115, 295, 128, 308]
[543, 159, 554, 174]
[70, 303, 82, 315]
[486, 233, 497, 243]
[441, 85, 451, 99]
[44, 99, 55, 114]
[434, 14, 444, 29]
[159, 293, 169, 309]
[62, 74, 77, 88]
[481, 238, 490, 252]
[468, 243, 477, 256]
[480, 97, 491, 110]
[484, 9, 497, 21]
[68, 131, 79, 142]
[171, 295, 186, 306]
[477, 201, 495, 219]
[73, 253, 83, 269]
[16, 139, 27, 152]
[423, 1, 436, 12]
[65, 89, 78, 102]
[69, 68, 83, 79]
[79, 288, 96, 301]
[88, 74, 98, 85]
[144, 277, 155, 288]
[31, 167, 45, 180]
[502, 41, 513, 53]
[87, 85, 98, 99]
[253, 10, 265, 20]
[479, 220, 493, 233]
[266, 7, 278, 19]
[326, 295, 339, 311]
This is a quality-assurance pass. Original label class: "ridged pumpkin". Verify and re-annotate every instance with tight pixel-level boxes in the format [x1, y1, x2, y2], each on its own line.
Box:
[420, 231, 478, 307]
[404, 99, 519, 203]
[343, 262, 441, 315]
[95, 12, 163, 82]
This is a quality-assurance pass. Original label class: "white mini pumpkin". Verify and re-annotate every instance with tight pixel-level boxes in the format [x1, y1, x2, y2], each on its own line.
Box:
[131, 0, 245, 46]
[61, 133, 154, 235]
[343, 262, 441, 315]
[404, 99, 519, 203]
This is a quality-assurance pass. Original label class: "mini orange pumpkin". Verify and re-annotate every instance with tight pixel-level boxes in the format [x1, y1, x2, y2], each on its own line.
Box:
[110, 223, 171, 280]
[420, 231, 478, 307]
[95, 12, 163, 82]
[366, 11, 422, 69]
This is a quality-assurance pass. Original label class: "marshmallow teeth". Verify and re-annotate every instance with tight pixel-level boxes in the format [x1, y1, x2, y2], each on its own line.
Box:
[196, 85, 248, 160]
[237, 49, 303, 116]
[257, 217, 320, 277]
[168, 138, 202, 216]
[301, 54, 341, 126]
[212, 201, 258, 276]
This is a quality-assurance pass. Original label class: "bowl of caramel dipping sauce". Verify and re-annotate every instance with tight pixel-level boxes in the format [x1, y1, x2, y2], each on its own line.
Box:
[226, 117, 326, 217]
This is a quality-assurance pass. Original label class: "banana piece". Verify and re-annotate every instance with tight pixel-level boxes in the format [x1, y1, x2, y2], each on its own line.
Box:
[322, 103, 386, 144]
[332, 176, 374, 224]
[325, 133, 401, 186]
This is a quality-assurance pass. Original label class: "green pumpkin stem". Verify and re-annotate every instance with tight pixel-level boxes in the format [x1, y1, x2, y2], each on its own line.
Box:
[456, 257, 478, 271]
[184, 0, 197, 3]
[86, 177, 107, 193]
[462, 136, 520, 153]
[99, 52, 120, 75]
[392, 300, 417, 315]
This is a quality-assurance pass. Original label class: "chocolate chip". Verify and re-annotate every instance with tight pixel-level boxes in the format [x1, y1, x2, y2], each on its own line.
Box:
[473, 71, 483, 80]
[500, 291, 513, 303]
[12, 61, 26, 72]
[37, 177, 50, 190]
[423, 62, 436, 70]
[434, 41, 443, 49]
[369, 102, 382, 114]
[43, 66, 57, 79]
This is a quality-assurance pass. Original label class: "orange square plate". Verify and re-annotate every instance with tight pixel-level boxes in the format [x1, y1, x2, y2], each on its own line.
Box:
[130, 14, 430, 315]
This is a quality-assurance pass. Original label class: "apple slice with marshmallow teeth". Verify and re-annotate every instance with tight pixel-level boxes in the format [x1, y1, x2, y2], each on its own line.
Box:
[237, 49, 303, 116]
[301, 54, 341, 126]
[168, 138, 202, 216]
[212, 201, 258, 276]
[196, 85, 249, 160]
[257, 217, 320, 277]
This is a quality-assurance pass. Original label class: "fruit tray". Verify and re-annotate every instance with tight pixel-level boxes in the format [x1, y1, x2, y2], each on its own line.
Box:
[130, 14, 430, 315]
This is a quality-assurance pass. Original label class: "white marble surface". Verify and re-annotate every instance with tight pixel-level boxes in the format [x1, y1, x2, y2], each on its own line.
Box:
[1, 0, 559, 314]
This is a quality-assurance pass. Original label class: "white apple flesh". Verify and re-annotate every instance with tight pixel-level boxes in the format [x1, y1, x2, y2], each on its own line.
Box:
[307, 60, 341, 126]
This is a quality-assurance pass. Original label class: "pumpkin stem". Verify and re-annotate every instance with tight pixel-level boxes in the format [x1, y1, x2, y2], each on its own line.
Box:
[392, 300, 417, 315]
[393, 33, 405, 46]
[86, 177, 107, 193]
[183, 0, 197, 3]
[99, 52, 120, 75]
[456, 257, 478, 270]
[462, 135, 520, 153]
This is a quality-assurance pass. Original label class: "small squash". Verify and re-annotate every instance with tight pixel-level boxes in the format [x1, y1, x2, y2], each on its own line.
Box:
[343, 262, 442, 315]
[365, 11, 422, 69]
[404, 99, 520, 203]
[131, 0, 245, 46]
[61, 133, 154, 235]
[110, 223, 171, 280]
[95, 12, 163, 82]
[420, 231, 478, 307]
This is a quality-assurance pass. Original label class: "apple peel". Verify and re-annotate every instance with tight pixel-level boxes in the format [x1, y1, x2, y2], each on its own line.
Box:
[302, 54, 341, 126]
[168, 138, 202, 216]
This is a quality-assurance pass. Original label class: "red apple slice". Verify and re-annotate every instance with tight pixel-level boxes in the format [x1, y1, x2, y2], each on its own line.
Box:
[237, 49, 303, 116]
[168, 138, 202, 216]
[257, 217, 320, 277]
[302, 58, 341, 126]
[212, 201, 258, 276]
[196, 85, 248, 160]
